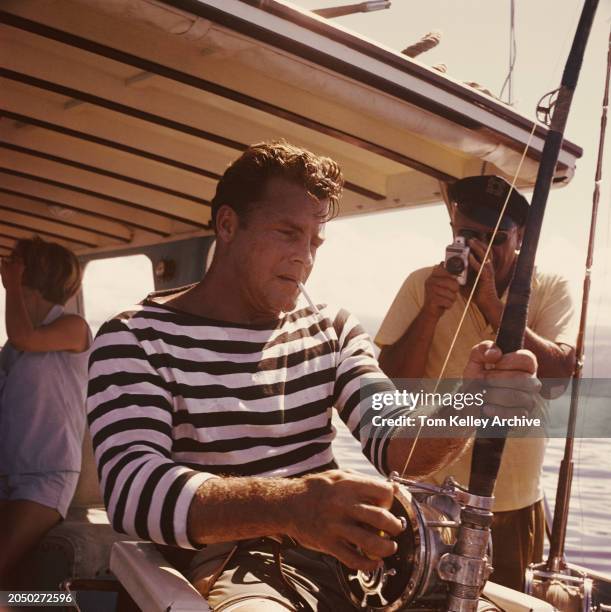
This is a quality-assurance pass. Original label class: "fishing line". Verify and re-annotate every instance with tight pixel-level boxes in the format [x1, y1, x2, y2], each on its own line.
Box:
[435, 5, 580, 389]
[399, 122, 539, 477]
[399, 5, 581, 477]
[298, 281, 320, 315]
[400, 6, 599, 530]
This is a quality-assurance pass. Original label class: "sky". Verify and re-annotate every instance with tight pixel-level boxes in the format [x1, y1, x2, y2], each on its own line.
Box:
[1, 0, 610, 378]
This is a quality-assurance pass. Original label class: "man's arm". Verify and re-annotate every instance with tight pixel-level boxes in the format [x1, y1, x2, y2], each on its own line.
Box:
[384, 342, 540, 479]
[1, 257, 89, 353]
[88, 318, 217, 549]
[332, 306, 472, 479]
[468, 241, 575, 379]
[385, 434, 469, 481]
[378, 265, 460, 379]
[187, 471, 403, 571]
[475, 289, 574, 378]
[378, 310, 439, 379]
[524, 331, 574, 378]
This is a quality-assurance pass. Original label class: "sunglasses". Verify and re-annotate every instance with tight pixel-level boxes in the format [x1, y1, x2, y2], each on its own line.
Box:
[456, 228, 510, 246]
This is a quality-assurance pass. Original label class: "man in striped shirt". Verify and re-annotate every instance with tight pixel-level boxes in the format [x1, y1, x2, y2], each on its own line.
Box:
[87, 141, 539, 610]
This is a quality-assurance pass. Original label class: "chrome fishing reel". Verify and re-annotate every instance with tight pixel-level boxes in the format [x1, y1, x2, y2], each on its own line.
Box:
[335, 473, 494, 611]
[525, 563, 594, 612]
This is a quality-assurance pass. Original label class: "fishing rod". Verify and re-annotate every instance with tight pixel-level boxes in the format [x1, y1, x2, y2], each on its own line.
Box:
[446, 2, 600, 611]
[548, 24, 610, 574]
[522, 24, 611, 612]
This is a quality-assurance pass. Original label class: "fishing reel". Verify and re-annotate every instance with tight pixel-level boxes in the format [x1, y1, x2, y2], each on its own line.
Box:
[526, 563, 594, 612]
[335, 473, 495, 611]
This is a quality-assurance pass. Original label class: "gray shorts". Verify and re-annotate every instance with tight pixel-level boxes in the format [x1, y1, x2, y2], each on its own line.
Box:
[0, 471, 79, 518]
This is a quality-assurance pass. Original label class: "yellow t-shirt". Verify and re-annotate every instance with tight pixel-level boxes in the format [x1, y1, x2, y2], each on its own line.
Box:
[375, 266, 576, 511]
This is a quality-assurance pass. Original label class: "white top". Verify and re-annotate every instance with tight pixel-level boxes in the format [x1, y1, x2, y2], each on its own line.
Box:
[0, 304, 91, 474]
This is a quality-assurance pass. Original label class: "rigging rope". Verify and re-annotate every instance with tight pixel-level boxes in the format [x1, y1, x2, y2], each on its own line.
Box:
[499, 0, 517, 104]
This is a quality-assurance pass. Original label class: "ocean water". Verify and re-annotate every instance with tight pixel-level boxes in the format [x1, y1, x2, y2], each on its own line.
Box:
[542, 438, 611, 575]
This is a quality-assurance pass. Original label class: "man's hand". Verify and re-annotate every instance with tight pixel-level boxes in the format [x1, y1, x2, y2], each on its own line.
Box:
[468, 240, 503, 329]
[423, 264, 461, 319]
[289, 470, 404, 572]
[463, 341, 540, 419]
[0, 256, 24, 291]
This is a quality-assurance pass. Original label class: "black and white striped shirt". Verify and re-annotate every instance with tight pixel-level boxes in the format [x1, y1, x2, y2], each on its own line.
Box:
[87, 299, 400, 548]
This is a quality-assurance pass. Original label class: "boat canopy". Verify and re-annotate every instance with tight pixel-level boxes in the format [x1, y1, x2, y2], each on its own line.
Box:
[0, 0, 583, 256]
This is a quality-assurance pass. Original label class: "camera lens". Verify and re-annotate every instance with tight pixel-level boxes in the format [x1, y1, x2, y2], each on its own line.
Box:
[446, 256, 465, 275]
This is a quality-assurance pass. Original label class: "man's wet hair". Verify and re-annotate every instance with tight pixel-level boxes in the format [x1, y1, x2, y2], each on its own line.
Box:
[12, 237, 82, 305]
[211, 140, 343, 231]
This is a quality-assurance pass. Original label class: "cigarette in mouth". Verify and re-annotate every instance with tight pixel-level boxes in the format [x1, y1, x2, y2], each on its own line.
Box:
[297, 281, 320, 315]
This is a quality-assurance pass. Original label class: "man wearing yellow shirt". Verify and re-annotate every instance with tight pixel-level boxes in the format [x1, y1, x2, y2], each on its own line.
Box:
[375, 175, 576, 591]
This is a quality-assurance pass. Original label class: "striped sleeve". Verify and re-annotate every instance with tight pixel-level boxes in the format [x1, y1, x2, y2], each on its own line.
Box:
[331, 309, 411, 475]
[86, 317, 216, 549]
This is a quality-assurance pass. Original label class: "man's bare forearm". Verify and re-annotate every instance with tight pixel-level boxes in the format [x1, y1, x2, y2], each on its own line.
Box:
[385, 434, 470, 480]
[187, 476, 306, 545]
[523, 328, 575, 379]
[186, 470, 402, 572]
[379, 310, 439, 379]
[481, 301, 574, 379]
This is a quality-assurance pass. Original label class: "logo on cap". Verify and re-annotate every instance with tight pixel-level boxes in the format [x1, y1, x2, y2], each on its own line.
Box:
[486, 176, 506, 199]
